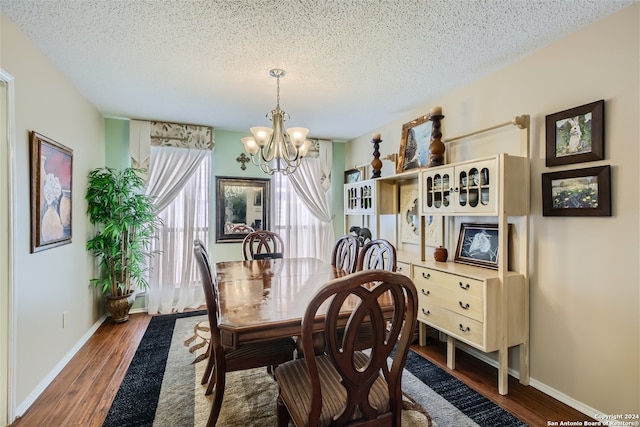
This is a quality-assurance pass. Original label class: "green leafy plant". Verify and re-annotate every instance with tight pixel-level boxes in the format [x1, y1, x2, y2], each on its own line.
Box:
[86, 167, 162, 296]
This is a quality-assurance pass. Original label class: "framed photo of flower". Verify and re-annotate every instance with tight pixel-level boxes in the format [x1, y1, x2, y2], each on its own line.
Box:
[545, 100, 604, 167]
[542, 165, 611, 217]
[30, 131, 73, 252]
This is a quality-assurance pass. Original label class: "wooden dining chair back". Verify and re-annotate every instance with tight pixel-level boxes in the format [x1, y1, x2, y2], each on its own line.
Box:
[193, 240, 296, 426]
[331, 234, 360, 274]
[356, 238, 397, 272]
[275, 270, 418, 427]
[242, 230, 284, 260]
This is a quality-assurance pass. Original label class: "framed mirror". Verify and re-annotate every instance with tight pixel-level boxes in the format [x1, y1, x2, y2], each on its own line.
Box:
[216, 176, 270, 243]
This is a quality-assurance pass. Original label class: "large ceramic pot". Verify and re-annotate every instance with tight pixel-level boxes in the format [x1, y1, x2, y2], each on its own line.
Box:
[105, 292, 135, 323]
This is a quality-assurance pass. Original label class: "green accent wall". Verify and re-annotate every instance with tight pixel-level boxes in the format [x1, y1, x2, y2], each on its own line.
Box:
[104, 118, 130, 168]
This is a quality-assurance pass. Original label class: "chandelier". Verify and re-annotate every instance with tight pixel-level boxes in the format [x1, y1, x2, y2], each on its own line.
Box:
[241, 69, 312, 175]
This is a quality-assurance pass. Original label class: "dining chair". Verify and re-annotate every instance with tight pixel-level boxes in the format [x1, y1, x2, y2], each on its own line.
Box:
[331, 234, 360, 274]
[242, 230, 284, 260]
[275, 269, 418, 427]
[193, 240, 296, 427]
[356, 238, 397, 272]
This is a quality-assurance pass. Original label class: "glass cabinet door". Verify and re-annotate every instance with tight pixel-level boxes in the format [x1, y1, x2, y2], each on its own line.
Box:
[422, 167, 454, 213]
[455, 159, 496, 213]
[421, 159, 497, 215]
[344, 181, 376, 214]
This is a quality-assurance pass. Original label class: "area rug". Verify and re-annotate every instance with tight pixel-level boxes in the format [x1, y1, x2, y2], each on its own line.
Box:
[104, 312, 528, 427]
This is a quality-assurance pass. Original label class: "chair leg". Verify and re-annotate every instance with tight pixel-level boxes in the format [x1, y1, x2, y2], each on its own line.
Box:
[206, 368, 226, 427]
[201, 343, 213, 385]
[277, 395, 292, 427]
[205, 367, 216, 395]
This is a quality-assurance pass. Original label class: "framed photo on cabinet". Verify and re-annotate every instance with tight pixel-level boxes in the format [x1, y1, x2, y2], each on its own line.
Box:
[454, 223, 503, 270]
[545, 100, 604, 166]
[397, 114, 432, 173]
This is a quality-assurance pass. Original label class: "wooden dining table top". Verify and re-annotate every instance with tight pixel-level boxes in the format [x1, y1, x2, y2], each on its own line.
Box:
[213, 257, 354, 348]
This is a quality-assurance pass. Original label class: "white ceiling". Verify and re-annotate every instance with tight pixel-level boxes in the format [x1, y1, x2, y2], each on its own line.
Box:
[0, 0, 635, 140]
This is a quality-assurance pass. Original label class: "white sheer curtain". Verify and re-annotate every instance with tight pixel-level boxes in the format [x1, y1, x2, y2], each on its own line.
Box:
[146, 146, 211, 314]
[274, 156, 335, 262]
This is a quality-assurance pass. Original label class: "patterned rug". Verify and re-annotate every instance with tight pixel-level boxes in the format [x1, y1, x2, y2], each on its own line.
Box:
[104, 312, 527, 427]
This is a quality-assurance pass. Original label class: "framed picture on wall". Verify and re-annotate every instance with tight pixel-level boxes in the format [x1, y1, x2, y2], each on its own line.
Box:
[545, 100, 604, 166]
[29, 131, 73, 252]
[542, 165, 611, 216]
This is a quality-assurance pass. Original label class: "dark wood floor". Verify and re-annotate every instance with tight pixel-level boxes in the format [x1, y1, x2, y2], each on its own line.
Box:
[11, 312, 590, 427]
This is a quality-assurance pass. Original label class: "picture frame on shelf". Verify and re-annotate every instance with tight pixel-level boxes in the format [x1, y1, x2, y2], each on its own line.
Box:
[29, 131, 73, 253]
[344, 168, 361, 183]
[397, 113, 432, 173]
[545, 99, 604, 167]
[541, 165, 611, 217]
[454, 223, 503, 270]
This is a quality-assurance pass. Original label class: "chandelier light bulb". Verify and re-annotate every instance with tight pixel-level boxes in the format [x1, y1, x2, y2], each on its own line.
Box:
[287, 127, 309, 147]
[249, 127, 273, 147]
[240, 137, 260, 155]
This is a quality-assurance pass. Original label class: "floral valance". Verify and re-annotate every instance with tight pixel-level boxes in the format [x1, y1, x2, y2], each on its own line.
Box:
[130, 120, 214, 171]
[150, 121, 214, 150]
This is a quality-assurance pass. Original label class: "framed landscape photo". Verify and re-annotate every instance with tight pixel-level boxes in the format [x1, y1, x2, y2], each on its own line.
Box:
[397, 114, 432, 173]
[30, 131, 73, 253]
[454, 223, 503, 269]
[545, 100, 604, 167]
[542, 165, 611, 217]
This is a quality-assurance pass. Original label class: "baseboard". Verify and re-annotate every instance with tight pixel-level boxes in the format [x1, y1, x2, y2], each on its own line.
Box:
[456, 344, 601, 418]
[15, 314, 108, 417]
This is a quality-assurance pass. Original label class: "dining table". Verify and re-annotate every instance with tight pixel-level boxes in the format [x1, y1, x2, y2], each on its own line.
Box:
[213, 257, 393, 350]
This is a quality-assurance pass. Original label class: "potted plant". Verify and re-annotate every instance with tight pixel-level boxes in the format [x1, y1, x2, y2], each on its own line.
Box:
[85, 167, 161, 323]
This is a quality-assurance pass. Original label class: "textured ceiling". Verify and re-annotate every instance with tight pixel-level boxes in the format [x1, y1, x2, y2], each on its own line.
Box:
[0, 0, 635, 140]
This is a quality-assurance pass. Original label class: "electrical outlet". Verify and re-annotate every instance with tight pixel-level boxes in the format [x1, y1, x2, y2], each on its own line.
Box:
[62, 311, 68, 328]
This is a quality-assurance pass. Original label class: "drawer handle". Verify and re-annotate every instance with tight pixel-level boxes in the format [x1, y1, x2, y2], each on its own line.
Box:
[459, 324, 470, 333]
[459, 301, 470, 310]
[421, 308, 431, 316]
[422, 272, 430, 279]
[397, 266, 403, 272]
[421, 289, 430, 296]
[459, 282, 470, 290]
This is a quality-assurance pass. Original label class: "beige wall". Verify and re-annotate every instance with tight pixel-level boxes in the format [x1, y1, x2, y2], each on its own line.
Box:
[347, 5, 639, 415]
[1, 13, 106, 414]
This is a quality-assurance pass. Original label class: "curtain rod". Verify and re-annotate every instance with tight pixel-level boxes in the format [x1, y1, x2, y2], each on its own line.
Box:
[442, 115, 529, 144]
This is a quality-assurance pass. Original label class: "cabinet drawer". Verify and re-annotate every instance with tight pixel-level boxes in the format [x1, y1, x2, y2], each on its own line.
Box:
[413, 266, 483, 299]
[396, 261, 411, 278]
[418, 304, 484, 347]
[417, 279, 483, 322]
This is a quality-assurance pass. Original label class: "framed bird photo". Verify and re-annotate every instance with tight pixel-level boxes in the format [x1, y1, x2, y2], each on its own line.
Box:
[454, 223, 507, 270]
[545, 100, 604, 167]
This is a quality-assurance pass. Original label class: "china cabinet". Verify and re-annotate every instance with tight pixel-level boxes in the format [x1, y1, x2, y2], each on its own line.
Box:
[420, 155, 528, 216]
[343, 115, 530, 395]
